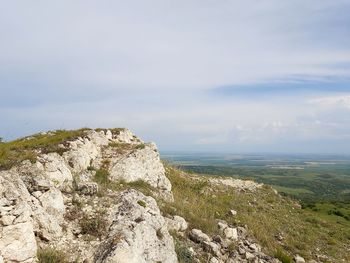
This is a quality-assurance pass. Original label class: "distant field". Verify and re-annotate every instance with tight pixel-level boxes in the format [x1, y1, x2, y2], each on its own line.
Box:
[162, 152, 350, 203]
[162, 152, 350, 232]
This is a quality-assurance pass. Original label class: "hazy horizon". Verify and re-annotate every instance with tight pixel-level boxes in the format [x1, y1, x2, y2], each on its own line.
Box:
[1, 1, 350, 153]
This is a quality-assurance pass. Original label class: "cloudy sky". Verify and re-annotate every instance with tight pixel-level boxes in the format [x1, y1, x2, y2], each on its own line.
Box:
[1, 1, 350, 153]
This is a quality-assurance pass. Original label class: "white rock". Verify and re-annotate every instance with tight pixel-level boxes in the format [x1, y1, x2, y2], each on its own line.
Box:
[114, 129, 139, 144]
[94, 189, 177, 263]
[165, 215, 188, 232]
[189, 229, 211, 243]
[245, 251, 255, 260]
[224, 227, 238, 241]
[109, 142, 172, 196]
[203, 241, 221, 257]
[39, 188, 65, 220]
[294, 255, 306, 263]
[218, 221, 228, 231]
[0, 215, 15, 226]
[37, 153, 73, 190]
[230, 209, 237, 216]
[0, 222, 37, 262]
[209, 257, 221, 263]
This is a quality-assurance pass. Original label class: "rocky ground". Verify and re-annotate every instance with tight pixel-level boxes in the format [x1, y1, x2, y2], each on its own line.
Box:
[0, 129, 320, 262]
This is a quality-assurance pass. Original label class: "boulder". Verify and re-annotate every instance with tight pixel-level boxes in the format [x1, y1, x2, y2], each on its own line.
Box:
[294, 255, 306, 263]
[36, 153, 73, 190]
[0, 222, 37, 262]
[165, 215, 188, 232]
[189, 229, 211, 243]
[224, 227, 238, 241]
[94, 189, 177, 263]
[108, 143, 172, 198]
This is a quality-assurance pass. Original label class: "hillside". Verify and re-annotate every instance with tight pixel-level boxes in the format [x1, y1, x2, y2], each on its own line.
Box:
[0, 129, 349, 263]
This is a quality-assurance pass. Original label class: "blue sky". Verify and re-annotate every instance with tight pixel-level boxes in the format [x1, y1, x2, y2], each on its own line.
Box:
[1, 1, 350, 153]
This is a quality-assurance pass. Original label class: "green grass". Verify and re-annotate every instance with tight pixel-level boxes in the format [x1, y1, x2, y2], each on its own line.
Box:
[93, 169, 110, 186]
[0, 129, 90, 170]
[274, 248, 293, 263]
[79, 213, 107, 238]
[160, 166, 350, 262]
[37, 248, 68, 263]
[272, 185, 314, 195]
[137, 200, 147, 207]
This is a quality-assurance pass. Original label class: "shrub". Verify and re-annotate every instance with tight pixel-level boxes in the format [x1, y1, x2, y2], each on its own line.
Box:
[274, 248, 292, 263]
[37, 248, 68, 263]
[80, 214, 107, 238]
[137, 200, 147, 208]
[94, 169, 110, 185]
[175, 242, 195, 263]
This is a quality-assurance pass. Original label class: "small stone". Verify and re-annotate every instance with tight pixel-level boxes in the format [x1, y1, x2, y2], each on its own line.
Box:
[249, 243, 260, 252]
[245, 251, 255, 260]
[189, 229, 211, 243]
[224, 227, 238, 241]
[203, 241, 221, 257]
[209, 257, 220, 263]
[218, 221, 228, 231]
[230, 209, 237, 216]
[0, 215, 16, 226]
[294, 255, 306, 263]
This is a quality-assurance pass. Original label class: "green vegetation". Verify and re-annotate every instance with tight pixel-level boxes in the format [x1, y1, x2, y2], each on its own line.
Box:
[0, 129, 89, 170]
[274, 248, 293, 263]
[93, 169, 110, 186]
[137, 200, 147, 207]
[160, 166, 350, 262]
[37, 247, 68, 263]
[79, 213, 107, 238]
[109, 141, 146, 154]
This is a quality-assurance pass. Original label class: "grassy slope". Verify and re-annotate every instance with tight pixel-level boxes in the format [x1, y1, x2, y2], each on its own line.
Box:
[0, 129, 90, 170]
[160, 166, 350, 263]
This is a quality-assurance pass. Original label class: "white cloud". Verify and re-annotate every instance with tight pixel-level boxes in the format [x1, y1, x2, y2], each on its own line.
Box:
[1, 1, 350, 153]
[309, 95, 350, 109]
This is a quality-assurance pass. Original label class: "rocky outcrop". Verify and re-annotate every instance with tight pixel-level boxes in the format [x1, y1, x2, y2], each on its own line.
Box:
[95, 190, 177, 263]
[0, 129, 176, 262]
[108, 142, 172, 198]
[185, 221, 280, 263]
[209, 177, 263, 191]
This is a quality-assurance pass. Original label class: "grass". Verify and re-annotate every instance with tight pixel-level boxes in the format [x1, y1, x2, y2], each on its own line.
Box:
[37, 248, 68, 263]
[79, 213, 107, 238]
[274, 248, 293, 263]
[137, 200, 147, 207]
[0, 129, 90, 170]
[160, 166, 350, 262]
[93, 169, 110, 186]
[108, 141, 146, 154]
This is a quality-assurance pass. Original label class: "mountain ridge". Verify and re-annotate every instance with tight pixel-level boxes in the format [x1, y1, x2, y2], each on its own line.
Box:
[0, 129, 348, 263]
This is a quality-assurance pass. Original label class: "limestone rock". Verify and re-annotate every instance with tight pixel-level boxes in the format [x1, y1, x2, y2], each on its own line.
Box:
[77, 181, 99, 195]
[108, 142, 172, 197]
[224, 227, 238, 241]
[294, 255, 306, 263]
[165, 215, 188, 232]
[189, 229, 211, 243]
[0, 222, 37, 262]
[39, 187, 65, 220]
[94, 189, 177, 263]
[37, 153, 73, 190]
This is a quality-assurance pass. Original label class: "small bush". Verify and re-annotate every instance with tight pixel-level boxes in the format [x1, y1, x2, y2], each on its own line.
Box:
[80, 214, 107, 238]
[37, 248, 68, 263]
[94, 169, 110, 185]
[175, 242, 194, 263]
[274, 248, 292, 263]
[137, 200, 147, 208]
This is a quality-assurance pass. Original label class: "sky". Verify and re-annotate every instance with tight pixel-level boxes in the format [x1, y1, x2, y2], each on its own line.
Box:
[1, 0, 350, 153]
